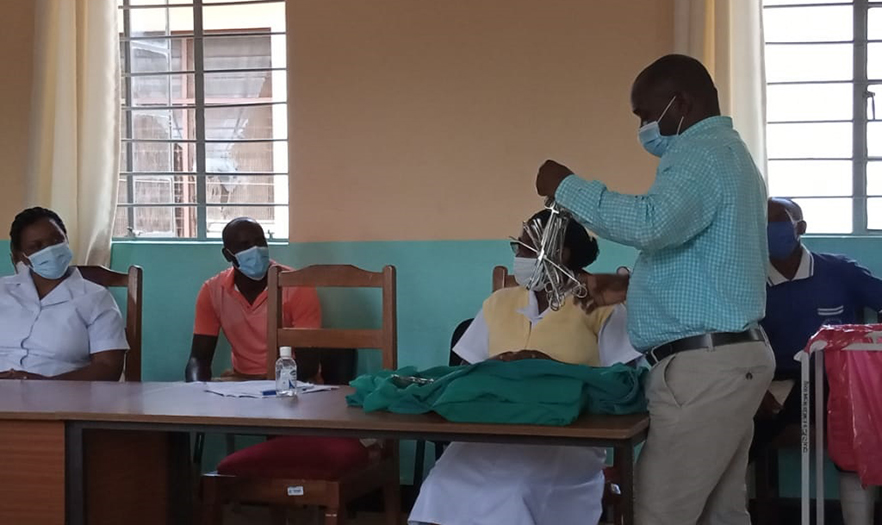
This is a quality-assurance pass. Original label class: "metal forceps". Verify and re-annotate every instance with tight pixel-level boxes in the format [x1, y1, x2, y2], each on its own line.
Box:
[509, 199, 588, 310]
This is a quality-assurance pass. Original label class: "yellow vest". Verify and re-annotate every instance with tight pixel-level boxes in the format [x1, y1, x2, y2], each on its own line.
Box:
[483, 287, 613, 366]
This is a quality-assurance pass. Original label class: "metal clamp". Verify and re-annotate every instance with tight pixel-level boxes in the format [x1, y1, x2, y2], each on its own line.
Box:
[513, 199, 587, 311]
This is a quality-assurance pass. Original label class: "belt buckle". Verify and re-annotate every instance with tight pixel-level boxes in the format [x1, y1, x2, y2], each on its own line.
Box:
[702, 333, 716, 351]
[647, 346, 663, 366]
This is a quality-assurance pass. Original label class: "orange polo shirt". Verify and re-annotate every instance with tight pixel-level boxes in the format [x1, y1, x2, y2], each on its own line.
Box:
[193, 264, 322, 376]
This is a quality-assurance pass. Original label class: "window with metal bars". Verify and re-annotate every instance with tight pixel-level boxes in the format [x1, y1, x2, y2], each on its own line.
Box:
[116, 0, 288, 240]
[763, 0, 881, 234]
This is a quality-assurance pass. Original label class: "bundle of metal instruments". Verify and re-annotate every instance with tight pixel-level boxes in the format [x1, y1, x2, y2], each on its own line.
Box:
[512, 199, 589, 311]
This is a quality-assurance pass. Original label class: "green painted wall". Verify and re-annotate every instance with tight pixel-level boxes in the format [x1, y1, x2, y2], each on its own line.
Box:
[107, 239, 637, 380]
[2, 235, 881, 493]
[107, 238, 638, 481]
[0, 238, 637, 481]
[3, 236, 874, 381]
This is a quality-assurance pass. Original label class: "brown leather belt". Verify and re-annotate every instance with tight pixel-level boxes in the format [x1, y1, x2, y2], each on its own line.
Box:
[645, 328, 766, 367]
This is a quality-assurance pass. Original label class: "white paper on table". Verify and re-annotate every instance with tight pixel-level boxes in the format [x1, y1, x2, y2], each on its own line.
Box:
[201, 380, 338, 398]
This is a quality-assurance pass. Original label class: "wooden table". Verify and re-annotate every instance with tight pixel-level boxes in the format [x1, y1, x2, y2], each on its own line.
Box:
[0, 380, 649, 525]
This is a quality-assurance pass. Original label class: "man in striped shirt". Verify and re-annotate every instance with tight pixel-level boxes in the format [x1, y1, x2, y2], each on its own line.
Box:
[536, 54, 774, 525]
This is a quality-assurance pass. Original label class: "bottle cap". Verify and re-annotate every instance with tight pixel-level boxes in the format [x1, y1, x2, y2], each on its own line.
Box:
[279, 346, 292, 358]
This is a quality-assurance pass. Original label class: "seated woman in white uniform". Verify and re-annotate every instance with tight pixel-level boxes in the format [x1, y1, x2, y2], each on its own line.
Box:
[409, 209, 640, 525]
[0, 207, 129, 380]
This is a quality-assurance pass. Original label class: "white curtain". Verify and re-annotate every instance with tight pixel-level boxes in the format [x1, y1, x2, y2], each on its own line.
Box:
[26, 0, 120, 265]
[674, 0, 768, 177]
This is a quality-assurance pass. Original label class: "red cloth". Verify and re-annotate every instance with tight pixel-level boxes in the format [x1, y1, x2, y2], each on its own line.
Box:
[808, 324, 882, 486]
[217, 436, 370, 480]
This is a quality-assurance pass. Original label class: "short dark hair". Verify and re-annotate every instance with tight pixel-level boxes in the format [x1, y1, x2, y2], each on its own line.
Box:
[528, 209, 599, 271]
[221, 217, 264, 247]
[10, 207, 67, 251]
[769, 197, 804, 221]
[636, 54, 719, 110]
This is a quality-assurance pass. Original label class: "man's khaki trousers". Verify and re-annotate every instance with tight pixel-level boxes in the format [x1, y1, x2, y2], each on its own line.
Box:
[636, 341, 775, 525]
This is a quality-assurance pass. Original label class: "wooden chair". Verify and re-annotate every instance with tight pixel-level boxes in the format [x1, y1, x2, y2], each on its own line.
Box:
[77, 265, 198, 525]
[201, 264, 400, 525]
[77, 265, 143, 382]
[752, 423, 800, 525]
[491, 265, 518, 291]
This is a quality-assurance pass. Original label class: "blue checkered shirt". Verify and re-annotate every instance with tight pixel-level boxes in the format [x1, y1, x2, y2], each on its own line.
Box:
[556, 116, 768, 351]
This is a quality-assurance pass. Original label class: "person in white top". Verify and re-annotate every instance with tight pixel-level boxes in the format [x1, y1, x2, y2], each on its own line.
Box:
[409, 211, 641, 525]
[0, 207, 129, 380]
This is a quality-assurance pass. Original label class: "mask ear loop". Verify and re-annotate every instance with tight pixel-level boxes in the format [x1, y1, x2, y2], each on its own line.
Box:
[655, 96, 681, 136]
[224, 248, 241, 269]
[657, 96, 677, 122]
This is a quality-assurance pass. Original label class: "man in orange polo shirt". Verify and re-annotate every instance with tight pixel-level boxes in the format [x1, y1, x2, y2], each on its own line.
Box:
[185, 218, 321, 381]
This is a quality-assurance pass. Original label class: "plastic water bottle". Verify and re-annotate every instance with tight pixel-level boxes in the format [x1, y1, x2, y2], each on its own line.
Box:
[275, 346, 297, 397]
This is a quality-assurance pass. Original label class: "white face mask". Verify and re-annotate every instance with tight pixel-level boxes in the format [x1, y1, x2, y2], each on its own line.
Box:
[513, 256, 544, 291]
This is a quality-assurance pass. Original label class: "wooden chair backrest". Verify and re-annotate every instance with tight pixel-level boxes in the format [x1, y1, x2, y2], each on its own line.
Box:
[491, 265, 518, 292]
[266, 264, 397, 379]
[77, 265, 144, 382]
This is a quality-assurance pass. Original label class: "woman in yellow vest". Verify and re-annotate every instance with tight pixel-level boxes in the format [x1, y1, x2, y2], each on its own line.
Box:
[409, 209, 640, 525]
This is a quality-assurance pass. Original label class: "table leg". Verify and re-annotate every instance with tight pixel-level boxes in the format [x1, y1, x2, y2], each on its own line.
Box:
[168, 432, 193, 525]
[616, 442, 635, 525]
[413, 440, 426, 488]
[65, 426, 193, 525]
[65, 423, 86, 525]
[193, 432, 205, 465]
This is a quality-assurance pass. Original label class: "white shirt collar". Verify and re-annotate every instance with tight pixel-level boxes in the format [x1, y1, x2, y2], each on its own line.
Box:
[7, 267, 86, 305]
[768, 246, 813, 286]
[515, 289, 550, 324]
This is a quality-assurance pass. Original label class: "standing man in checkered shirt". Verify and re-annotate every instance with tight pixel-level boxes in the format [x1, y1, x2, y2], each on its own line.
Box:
[536, 54, 775, 525]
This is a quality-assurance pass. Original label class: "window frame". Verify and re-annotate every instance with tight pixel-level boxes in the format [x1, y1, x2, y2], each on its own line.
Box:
[764, 0, 878, 235]
[117, 0, 289, 241]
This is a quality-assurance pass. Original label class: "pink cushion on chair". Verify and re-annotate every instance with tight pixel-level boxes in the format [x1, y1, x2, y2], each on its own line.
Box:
[217, 436, 371, 480]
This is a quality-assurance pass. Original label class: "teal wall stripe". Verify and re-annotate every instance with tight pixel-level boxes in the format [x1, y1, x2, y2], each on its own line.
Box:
[0, 235, 879, 491]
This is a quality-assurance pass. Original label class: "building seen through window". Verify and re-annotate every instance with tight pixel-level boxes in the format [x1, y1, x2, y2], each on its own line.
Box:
[117, 0, 288, 239]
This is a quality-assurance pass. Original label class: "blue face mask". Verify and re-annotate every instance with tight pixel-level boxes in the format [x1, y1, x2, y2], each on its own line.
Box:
[767, 221, 799, 260]
[26, 242, 73, 280]
[638, 96, 679, 157]
[233, 246, 270, 280]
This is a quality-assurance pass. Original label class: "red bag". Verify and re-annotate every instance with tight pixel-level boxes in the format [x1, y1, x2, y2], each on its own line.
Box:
[808, 324, 882, 486]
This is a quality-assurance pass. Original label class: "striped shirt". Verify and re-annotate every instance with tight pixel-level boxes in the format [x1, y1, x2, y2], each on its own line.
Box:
[556, 116, 768, 351]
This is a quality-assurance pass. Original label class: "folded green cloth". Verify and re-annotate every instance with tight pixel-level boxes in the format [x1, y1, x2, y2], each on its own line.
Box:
[347, 360, 646, 426]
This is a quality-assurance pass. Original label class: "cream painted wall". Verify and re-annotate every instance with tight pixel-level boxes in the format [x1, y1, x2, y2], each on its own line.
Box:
[0, 1, 673, 242]
[0, 0, 34, 230]
[287, 0, 674, 242]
